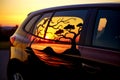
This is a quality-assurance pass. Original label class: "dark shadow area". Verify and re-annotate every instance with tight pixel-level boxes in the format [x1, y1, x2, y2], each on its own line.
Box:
[0, 25, 18, 41]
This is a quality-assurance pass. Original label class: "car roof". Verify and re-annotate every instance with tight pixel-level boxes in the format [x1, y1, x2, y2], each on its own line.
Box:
[29, 3, 120, 16]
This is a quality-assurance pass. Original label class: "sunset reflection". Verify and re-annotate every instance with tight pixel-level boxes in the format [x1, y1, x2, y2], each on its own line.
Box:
[98, 18, 107, 31]
[33, 49, 74, 68]
[35, 16, 83, 43]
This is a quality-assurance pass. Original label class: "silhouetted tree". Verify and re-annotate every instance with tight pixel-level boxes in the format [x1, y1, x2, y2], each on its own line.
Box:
[32, 17, 83, 51]
[55, 23, 83, 50]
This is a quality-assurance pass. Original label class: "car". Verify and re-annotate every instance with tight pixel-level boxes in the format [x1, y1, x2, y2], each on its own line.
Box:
[7, 3, 120, 80]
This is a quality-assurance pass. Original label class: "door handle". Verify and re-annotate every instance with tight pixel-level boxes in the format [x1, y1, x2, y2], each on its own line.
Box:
[82, 63, 101, 74]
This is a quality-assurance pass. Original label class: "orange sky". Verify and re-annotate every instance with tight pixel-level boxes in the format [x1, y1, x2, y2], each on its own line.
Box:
[0, 0, 119, 27]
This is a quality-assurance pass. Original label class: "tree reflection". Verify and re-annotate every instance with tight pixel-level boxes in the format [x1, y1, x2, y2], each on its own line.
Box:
[32, 17, 83, 55]
[54, 23, 82, 55]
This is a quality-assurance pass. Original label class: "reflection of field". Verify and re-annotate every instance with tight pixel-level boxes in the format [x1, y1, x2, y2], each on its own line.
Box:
[33, 49, 73, 67]
[32, 43, 72, 53]
[32, 43, 79, 54]
[32, 43, 79, 67]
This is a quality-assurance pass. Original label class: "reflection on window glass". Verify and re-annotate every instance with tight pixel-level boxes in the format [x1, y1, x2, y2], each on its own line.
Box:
[33, 13, 53, 38]
[25, 15, 40, 32]
[32, 10, 88, 54]
[46, 16, 83, 43]
[97, 18, 107, 31]
[36, 18, 49, 37]
[96, 18, 107, 38]
[93, 10, 120, 50]
[46, 10, 87, 44]
[33, 10, 87, 45]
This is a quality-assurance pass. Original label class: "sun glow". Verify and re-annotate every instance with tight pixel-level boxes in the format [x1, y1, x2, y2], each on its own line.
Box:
[1, 0, 119, 26]
[45, 36, 49, 39]
[45, 33, 55, 39]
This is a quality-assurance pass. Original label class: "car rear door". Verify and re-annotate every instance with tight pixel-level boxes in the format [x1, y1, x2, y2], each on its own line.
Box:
[81, 7, 120, 74]
[29, 8, 89, 69]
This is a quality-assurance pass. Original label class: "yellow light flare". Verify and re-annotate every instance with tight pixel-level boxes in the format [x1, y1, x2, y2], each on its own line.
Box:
[98, 18, 107, 31]
[45, 36, 48, 39]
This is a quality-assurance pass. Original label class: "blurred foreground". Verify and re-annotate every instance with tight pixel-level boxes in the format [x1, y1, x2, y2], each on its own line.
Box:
[0, 50, 9, 80]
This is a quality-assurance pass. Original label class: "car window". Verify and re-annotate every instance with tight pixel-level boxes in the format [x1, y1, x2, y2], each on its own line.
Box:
[46, 10, 87, 44]
[33, 13, 53, 38]
[31, 9, 88, 54]
[93, 10, 120, 50]
[25, 15, 40, 32]
[33, 10, 87, 43]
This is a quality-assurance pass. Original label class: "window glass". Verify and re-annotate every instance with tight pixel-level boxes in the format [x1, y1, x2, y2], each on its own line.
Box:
[46, 10, 87, 44]
[31, 9, 88, 54]
[25, 15, 40, 32]
[33, 13, 53, 38]
[93, 10, 120, 50]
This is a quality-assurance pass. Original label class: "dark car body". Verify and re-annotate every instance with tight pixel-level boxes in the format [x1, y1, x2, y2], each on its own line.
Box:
[8, 3, 120, 80]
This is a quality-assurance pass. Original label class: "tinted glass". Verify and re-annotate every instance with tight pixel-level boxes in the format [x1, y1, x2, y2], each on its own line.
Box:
[93, 10, 120, 50]
[33, 13, 53, 38]
[25, 15, 40, 32]
[31, 9, 88, 54]
[46, 10, 87, 44]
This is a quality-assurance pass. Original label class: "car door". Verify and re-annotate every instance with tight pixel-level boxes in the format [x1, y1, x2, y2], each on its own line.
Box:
[81, 8, 120, 74]
[29, 8, 89, 69]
